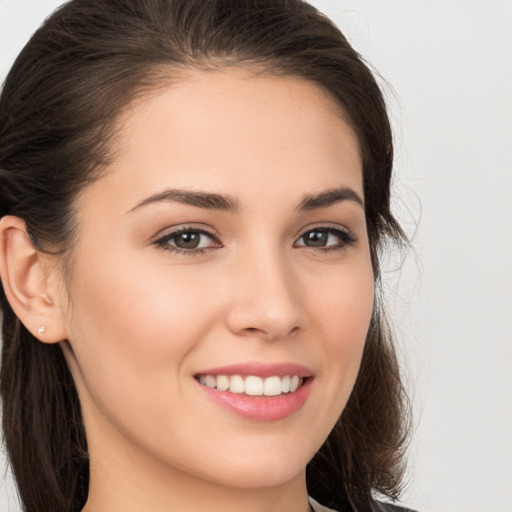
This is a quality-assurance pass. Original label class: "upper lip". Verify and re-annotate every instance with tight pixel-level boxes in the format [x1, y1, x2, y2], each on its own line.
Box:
[195, 361, 314, 378]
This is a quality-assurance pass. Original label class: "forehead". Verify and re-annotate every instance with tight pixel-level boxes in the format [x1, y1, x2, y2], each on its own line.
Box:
[91, 69, 363, 211]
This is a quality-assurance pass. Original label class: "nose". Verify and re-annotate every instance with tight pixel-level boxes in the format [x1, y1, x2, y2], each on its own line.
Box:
[224, 248, 307, 341]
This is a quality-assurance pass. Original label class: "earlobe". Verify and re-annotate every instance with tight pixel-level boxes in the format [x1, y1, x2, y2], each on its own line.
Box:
[0, 215, 68, 343]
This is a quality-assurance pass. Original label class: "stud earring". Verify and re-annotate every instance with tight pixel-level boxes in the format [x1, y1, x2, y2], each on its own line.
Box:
[38, 325, 46, 334]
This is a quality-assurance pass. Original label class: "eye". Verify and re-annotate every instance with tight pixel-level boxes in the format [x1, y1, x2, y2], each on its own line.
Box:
[153, 227, 221, 253]
[294, 226, 356, 251]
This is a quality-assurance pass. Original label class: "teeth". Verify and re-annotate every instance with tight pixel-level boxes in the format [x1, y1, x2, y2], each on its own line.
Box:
[245, 376, 263, 396]
[197, 374, 304, 396]
[216, 375, 230, 391]
[281, 375, 291, 393]
[290, 375, 300, 393]
[205, 375, 217, 388]
[229, 375, 245, 394]
[263, 376, 282, 396]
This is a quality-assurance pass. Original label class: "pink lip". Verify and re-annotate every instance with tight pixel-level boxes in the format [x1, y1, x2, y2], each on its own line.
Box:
[196, 361, 314, 378]
[194, 361, 314, 422]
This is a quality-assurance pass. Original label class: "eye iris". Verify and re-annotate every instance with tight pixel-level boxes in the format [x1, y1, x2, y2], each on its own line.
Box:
[174, 232, 200, 249]
[304, 230, 328, 247]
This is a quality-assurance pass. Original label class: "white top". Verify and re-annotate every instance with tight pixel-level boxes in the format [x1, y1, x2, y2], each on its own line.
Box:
[309, 496, 338, 512]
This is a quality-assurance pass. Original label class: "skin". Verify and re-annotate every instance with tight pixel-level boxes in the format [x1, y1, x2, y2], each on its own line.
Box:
[0, 69, 375, 512]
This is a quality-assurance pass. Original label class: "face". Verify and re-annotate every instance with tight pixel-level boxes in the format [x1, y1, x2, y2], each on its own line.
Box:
[57, 69, 374, 495]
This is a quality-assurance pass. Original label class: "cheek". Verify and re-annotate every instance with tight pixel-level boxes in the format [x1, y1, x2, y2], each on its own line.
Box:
[305, 260, 374, 413]
[63, 253, 223, 416]
[309, 260, 374, 350]
[72, 250, 218, 341]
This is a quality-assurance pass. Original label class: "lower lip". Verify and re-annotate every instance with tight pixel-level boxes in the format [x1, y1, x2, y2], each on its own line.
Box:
[196, 378, 313, 422]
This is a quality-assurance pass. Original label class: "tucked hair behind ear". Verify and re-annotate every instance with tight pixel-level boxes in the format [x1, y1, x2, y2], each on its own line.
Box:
[0, 1, 409, 511]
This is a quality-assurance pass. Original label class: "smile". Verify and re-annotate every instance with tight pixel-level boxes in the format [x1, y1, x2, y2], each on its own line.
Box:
[197, 374, 304, 396]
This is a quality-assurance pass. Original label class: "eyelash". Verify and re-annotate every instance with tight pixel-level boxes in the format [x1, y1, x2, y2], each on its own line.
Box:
[294, 225, 357, 252]
[153, 227, 220, 256]
[153, 225, 357, 255]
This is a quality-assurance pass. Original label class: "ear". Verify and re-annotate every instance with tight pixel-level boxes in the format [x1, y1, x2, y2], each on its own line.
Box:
[0, 216, 68, 343]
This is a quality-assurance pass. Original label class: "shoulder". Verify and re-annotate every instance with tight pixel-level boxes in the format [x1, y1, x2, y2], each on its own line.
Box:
[309, 497, 339, 512]
[373, 503, 418, 512]
[309, 496, 418, 512]
[309, 496, 338, 512]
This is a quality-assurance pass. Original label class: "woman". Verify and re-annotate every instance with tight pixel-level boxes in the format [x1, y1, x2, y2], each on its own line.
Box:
[0, 1, 412, 511]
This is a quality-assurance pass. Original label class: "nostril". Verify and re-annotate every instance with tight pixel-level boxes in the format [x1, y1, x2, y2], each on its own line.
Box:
[225, 296, 306, 340]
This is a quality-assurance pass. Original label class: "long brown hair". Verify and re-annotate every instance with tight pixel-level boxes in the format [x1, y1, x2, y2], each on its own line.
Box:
[0, 1, 409, 511]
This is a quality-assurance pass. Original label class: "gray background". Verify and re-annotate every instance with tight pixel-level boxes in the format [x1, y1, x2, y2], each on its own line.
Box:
[1, 1, 511, 511]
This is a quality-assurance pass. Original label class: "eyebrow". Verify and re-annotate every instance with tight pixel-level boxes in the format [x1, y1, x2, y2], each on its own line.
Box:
[129, 185, 363, 214]
[129, 188, 241, 214]
[297, 187, 364, 211]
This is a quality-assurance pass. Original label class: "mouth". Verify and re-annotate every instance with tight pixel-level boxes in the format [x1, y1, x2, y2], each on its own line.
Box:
[195, 374, 306, 397]
[194, 363, 314, 421]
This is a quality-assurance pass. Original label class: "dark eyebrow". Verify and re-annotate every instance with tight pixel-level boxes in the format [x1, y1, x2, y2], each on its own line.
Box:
[297, 187, 364, 211]
[129, 188, 241, 214]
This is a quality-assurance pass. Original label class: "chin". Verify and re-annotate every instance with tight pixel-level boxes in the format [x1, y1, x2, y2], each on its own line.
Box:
[203, 462, 305, 490]
[187, 442, 312, 490]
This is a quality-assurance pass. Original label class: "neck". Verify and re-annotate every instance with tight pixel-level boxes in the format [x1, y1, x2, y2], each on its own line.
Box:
[83, 463, 311, 512]
[82, 422, 311, 512]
